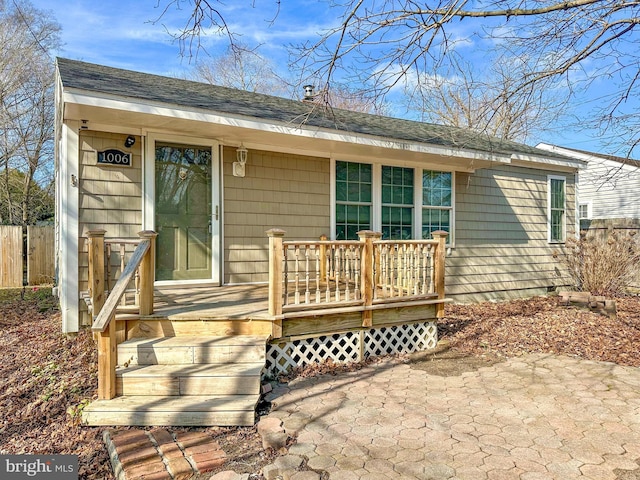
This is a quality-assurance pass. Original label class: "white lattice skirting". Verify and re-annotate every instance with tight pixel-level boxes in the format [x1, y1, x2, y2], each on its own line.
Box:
[266, 322, 437, 375]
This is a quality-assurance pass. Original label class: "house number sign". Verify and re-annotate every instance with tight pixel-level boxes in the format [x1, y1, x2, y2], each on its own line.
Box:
[97, 149, 132, 167]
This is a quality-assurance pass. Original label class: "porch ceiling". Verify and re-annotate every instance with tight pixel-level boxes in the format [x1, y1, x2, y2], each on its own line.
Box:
[63, 98, 504, 173]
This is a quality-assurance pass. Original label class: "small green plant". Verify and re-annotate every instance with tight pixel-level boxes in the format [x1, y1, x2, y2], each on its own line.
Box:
[555, 230, 640, 296]
[67, 399, 91, 425]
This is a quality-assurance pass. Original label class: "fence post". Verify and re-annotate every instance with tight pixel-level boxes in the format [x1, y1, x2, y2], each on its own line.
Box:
[431, 230, 449, 318]
[358, 230, 382, 328]
[137, 230, 157, 316]
[87, 230, 106, 319]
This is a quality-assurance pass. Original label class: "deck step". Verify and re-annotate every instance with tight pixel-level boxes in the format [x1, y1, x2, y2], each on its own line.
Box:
[118, 335, 268, 365]
[84, 335, 268, 427]
[82, 394, 259, 426]
[116, 363, 264, 396]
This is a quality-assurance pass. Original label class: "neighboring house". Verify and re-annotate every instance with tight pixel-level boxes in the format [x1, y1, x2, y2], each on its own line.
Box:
[54, 58, 585, 426]
[537, 143, 640, 220]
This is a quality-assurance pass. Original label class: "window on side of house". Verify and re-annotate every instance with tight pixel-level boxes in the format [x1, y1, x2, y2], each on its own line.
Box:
[548, 175, 566, 243]
[335, 160, 372, 240]
[381, 166, 414, 240]
[422, 170, 452, 239]
[578, 202, 590, 220]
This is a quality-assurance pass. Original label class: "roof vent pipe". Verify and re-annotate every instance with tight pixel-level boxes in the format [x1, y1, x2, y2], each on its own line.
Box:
[303, 85, 315, 100]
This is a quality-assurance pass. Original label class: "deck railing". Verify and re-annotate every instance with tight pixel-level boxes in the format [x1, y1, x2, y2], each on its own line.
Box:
[86, 230, 157, 399]
[267, 229, 448, 324]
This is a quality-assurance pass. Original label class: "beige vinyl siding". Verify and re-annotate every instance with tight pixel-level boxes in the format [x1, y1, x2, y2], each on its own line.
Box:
[77, 132, 143, 307]
[223, 147, 330, 284]
[448, 165, 576, 301]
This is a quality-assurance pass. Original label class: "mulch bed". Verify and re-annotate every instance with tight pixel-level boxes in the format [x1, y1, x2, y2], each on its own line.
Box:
[1, 288, 639, 479]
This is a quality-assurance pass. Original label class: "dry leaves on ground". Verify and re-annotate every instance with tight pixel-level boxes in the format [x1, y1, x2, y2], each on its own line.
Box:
[440, 295, 640, 366]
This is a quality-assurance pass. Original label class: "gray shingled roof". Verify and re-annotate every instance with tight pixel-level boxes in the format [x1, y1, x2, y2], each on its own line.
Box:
[56, 57, 574, 161]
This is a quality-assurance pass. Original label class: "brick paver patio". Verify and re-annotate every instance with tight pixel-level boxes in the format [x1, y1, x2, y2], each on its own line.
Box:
[263, 353, 640, 479]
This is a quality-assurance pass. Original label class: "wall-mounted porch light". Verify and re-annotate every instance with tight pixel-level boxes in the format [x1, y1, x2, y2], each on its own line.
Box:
[233, 144, 248, 177]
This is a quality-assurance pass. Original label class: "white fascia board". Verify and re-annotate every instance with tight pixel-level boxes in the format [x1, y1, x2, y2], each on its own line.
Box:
[62, 89, 513, 165]
[510, 153, 587, 171]
[534, 143, 593, 166]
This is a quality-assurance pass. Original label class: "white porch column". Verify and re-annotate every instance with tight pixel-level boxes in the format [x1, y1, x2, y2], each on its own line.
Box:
[59, 120, 80, 333]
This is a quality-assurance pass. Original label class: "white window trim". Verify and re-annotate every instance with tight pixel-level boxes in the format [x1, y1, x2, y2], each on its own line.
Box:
[330, 159, 455, 244]
[419, 167, 455, 246]
[578, 201, 592, 220]
[144, 131, 222, 285]
[547, 174, 567, 243]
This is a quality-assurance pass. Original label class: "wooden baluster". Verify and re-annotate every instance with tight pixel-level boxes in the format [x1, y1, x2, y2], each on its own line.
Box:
[105, 243, 112, 294]
[315, 245, 321, 303]
[283, 245, 289, 305]
[334, 245, 342, 302]
[354, 246, 361, 300]
[294, 245, 301, 304]
[380, 245, 388, 298]
[406, 244, 413, 295]
[119, 244, 127, 306]
[390, 246, 396, 298]
[411, 245, 423, 295]
[344, 245, 351, 301]
[419, 245, 430, 295]
[325, 245, 332, 302]
[429, 244, 435, 294]
[134, 268, 140, 306]
[400, 244, 407, 297]
[304, 245, 311, 304]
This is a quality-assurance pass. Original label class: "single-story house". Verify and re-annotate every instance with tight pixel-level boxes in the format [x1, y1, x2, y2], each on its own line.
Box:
[54, 58, 586, 426]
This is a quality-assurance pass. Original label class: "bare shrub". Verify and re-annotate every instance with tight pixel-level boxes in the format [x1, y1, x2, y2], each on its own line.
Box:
[555, 231, 640, 296]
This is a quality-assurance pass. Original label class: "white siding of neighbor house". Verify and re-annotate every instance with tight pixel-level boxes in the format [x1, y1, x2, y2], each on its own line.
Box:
[446, 165, 576, 301]
[579, 158, 640, 219]
[223, 147, 330, 284]
[77, 131, 143, 323]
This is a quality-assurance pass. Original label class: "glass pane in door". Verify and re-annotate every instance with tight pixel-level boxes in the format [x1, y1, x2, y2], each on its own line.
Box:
[155, 143, 212, 280]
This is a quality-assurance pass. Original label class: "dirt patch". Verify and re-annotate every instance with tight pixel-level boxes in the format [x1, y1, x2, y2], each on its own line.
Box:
[407, 341, 504, 376]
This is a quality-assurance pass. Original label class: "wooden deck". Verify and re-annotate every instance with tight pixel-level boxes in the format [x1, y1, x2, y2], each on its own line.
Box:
[84, 231, 449, 427]
[150, 284, 272, 321]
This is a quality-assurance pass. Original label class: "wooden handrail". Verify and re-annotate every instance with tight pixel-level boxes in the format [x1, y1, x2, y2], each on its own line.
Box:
[91, 239, 150, 332]
[89, 231, 157, 400]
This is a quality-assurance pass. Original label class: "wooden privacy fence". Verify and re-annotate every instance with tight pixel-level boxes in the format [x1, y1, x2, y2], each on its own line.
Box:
[0, 225, 54, 287]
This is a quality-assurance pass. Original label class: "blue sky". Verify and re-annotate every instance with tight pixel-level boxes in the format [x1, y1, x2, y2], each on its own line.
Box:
[31, 0, 634, 156]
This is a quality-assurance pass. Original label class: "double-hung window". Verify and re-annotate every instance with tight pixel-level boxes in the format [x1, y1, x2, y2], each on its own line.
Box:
[334, 161, 454, 242]
[548, 175, 566, 243]
[335, 161, 372, 240]
[381, 166, 414, 240]
[422, 170, 452, 239]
